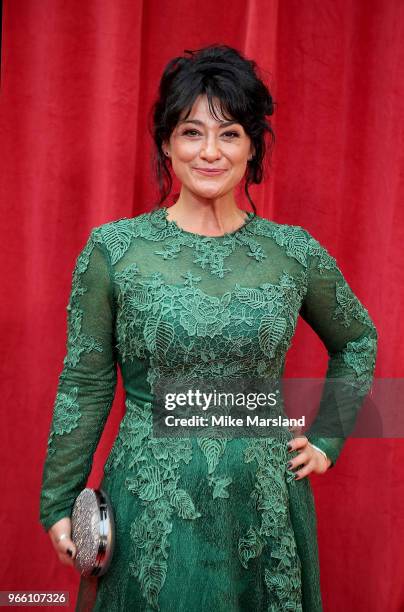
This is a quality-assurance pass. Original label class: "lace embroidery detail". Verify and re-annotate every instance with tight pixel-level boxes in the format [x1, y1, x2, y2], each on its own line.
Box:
[114, 267, 305, 369]
[51, 386, 81, 434]
[300, 230, 377, 341]
[179, 290, 232, 337]
[104, 399, 198, 610]
[342, 335, 378, 394]
[129, 498, 173, 609]
[152, 208, 265, 278]
[63, 232, 104, 368]
[240, 437, 302, 611]
[251, 219, 339, 282]
[95, 219, 133, 265]
[207, 474, 233, 499]
[98, 208, 268, 277]
[305, 235, 338, 272]
[197, 429, 228, 475]
[63, 308, 103, 368]
[97, 209, 340, 281]
[46, 386, 81, 457]
[43, 212, 376, 610]
[334, 280, 375, 328]
[106, 264, 309, 608]
[47, 233, 108, 453]
[254, 223, 309, 267]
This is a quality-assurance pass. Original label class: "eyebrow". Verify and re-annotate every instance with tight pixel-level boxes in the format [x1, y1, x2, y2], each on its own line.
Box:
[178, 119, 239, 128]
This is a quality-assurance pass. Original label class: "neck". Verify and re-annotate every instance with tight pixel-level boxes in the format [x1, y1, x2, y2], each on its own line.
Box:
[166, 189, 248, 236]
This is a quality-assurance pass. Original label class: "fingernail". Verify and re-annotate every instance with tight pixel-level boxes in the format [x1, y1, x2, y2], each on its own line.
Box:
[67, 549, 73, 557]
[287, 442, 293, 451]
[294, 473, 299, 479]
[287, 461, 293, 469]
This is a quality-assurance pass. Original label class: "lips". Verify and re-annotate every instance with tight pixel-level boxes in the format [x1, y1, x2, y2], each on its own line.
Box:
[193, 168, 227, 175]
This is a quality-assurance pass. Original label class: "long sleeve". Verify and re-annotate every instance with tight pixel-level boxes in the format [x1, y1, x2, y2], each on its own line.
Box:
[39, 227, 117, 531]
[298, 230, 378, 466]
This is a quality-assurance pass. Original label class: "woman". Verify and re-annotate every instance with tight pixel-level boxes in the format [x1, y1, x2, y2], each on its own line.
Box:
[40, 44, 378, 611]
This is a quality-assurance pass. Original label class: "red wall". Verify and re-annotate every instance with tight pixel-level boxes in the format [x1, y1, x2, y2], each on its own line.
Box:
[1, 1, 403, 610]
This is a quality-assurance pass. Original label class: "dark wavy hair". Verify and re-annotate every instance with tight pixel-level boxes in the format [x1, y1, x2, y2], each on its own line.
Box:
[148, 44, 276, 218]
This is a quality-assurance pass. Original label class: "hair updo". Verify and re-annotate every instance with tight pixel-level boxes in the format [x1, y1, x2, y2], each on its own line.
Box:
[149, 44, 276, 216]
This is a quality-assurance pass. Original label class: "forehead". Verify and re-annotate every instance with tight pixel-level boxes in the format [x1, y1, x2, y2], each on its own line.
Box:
[178, 94, 238, 126]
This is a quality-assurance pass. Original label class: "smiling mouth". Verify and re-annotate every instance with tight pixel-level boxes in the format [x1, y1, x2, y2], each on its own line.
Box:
[193, 168, 227, 175]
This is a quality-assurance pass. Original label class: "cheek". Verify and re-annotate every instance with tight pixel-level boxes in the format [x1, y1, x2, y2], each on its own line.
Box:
[229, 153, 249, 174]
[173, 141, 198, 161]
[170, 157, 194, 182]
[225, 144, 250, 166]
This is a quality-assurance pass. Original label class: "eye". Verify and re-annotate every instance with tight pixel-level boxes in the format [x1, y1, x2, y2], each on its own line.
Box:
[182, 129, 201, 136]
[182, 128, 240, 138]
[222, 131, 240, 138]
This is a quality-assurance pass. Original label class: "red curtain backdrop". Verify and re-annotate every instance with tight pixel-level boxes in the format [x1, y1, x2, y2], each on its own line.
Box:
[1, 1, 403, 610]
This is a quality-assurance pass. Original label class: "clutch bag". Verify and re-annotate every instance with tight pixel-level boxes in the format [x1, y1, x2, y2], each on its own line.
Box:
[71, 488, 115, 577]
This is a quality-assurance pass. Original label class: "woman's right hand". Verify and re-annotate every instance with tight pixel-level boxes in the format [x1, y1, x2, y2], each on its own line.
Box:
[48, 517, 77, 568]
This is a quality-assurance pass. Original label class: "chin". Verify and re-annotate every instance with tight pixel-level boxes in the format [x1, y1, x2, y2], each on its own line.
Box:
[181, 174, 234, 195]
[192, 187, 226, 198]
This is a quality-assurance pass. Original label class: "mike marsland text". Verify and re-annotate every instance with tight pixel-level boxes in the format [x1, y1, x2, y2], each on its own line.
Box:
[163, 415, 306, 428]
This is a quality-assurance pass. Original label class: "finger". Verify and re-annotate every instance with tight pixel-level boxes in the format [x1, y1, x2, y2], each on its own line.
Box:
[57, 540, 77, 568]
[287, 436, 308, 452]
[313, 451, 331, 473]
[54, 537, 77, 559]
[293, 458, 316, 480]
[61, 539, 77, 559]
[286, 449, 311, 471]
[57, 551, 76, 568]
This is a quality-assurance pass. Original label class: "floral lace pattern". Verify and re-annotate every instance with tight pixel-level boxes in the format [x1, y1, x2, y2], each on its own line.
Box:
[46, 386, 80, 458]
[48, 234, 106, 449]
[100, 211, 376, 610]
[342, 335, 378, 394]
[104, 399, 198, 609]
[63, 233, 104, 368]
[106, 259, 311, 609]
[152, 208, 267, 278]
[41, 229, 117, 531]
[334, 280, 375, 329]
[240, 437, 303, 610]
[40, 209, 378, 611]
[113, 267, 306, 371]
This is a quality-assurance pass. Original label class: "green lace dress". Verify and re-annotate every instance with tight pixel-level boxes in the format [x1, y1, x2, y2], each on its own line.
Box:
[39, 206, 378, 612]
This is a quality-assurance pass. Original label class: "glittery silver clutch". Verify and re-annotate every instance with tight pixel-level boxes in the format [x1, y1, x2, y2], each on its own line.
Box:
[71, 488, 115, 577]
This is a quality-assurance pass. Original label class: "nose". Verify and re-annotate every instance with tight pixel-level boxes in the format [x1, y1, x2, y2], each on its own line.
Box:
[199, 135, 222, 161]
